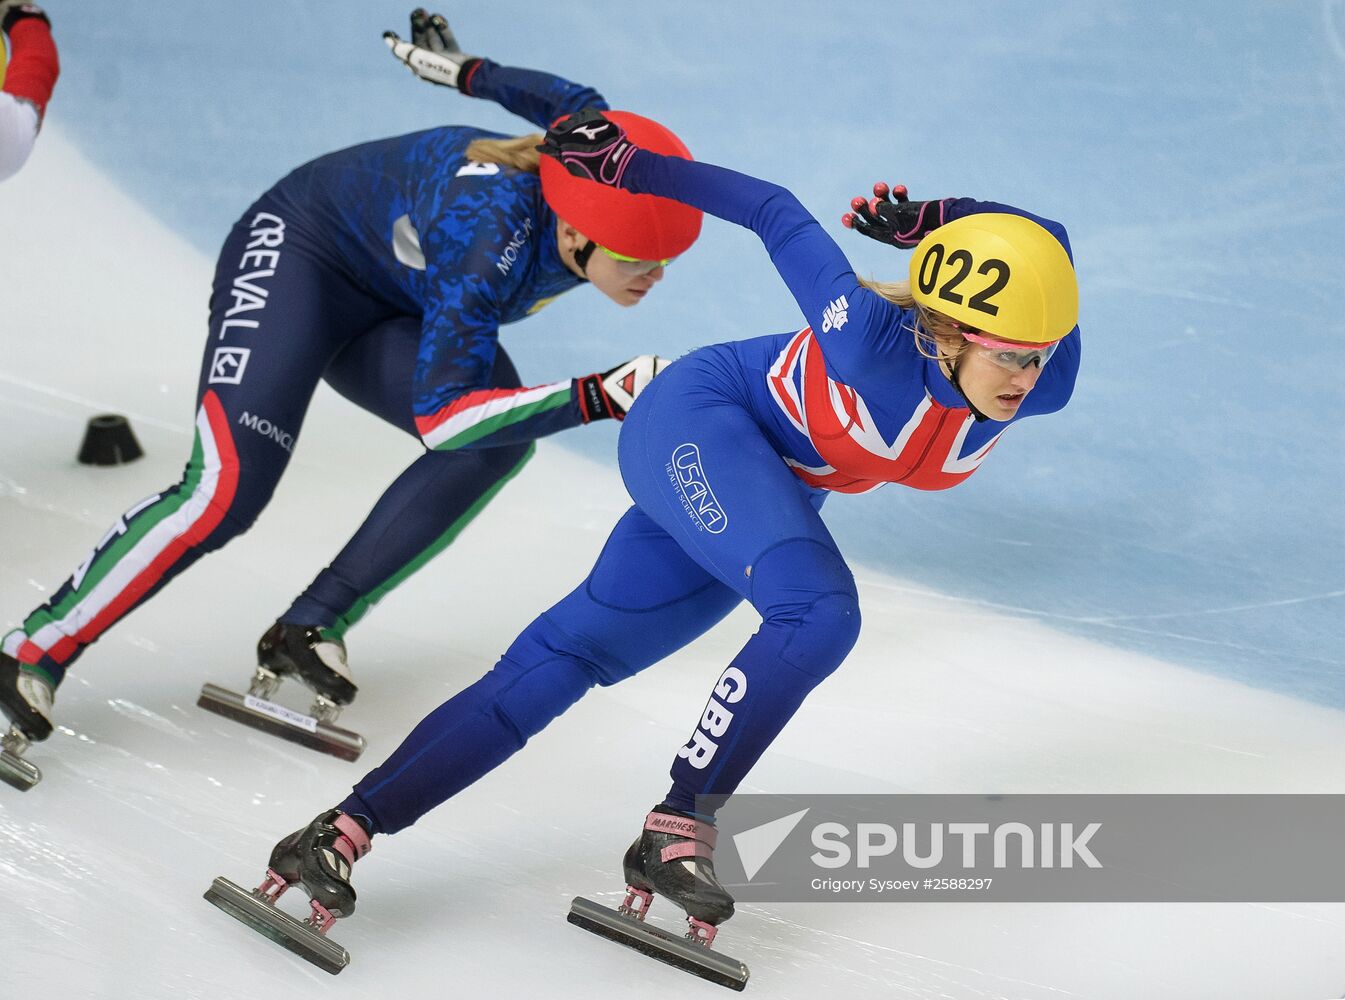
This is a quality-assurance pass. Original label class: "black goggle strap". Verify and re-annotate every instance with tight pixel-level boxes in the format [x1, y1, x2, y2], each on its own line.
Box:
[573, 239, 598, 278]
[946, 355, 991, 424]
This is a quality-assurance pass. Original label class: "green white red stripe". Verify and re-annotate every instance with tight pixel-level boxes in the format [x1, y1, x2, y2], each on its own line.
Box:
[415, 381, 571, 451]
[7, 392, 240, 666]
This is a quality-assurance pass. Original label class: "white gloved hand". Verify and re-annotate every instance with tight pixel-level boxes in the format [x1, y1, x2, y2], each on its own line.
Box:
[383, 8, 479, 90]
[576, 355, 672, 422]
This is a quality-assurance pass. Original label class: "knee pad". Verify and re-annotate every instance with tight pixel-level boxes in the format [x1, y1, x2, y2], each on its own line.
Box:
[493, 655, 597, 739]
[750, 538, 861, 678]
[775, 591, 862, 678]
[491, 613, 602, 738]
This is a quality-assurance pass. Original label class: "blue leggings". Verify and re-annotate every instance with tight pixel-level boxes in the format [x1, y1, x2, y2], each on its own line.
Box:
[345, 349, 861, 833]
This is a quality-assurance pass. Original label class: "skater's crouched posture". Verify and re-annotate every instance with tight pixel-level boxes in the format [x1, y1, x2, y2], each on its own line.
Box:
[234, 111, 1082, 973]
[0, 13, 702, 775]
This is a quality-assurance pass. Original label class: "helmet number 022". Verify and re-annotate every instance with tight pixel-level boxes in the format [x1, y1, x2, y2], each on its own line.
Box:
[917, 243, 1011, 317]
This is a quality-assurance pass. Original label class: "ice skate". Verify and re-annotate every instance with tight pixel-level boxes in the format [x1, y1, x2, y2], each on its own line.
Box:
[568, 805, 750, 991]
[0, 652, 54, 791]
[204, 809, 371, 975]
[257, 622, 358, 705]
[196, 624, 366, 761]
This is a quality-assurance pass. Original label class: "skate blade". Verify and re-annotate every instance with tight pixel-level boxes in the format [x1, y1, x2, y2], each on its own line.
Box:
[203, 876, 349, 975]
[196, 683, 365, 762]
[0, 748, 41, 791]
[567, 897, 749, 992]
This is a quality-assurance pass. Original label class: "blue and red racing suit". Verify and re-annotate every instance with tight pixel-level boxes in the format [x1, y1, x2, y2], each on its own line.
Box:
[2, 60, 633, 682]
[340, 156, 1080, 833]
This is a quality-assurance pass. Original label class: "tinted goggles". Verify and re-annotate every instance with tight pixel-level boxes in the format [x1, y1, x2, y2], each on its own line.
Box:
[958, 326, 1060, 371]
[598, 244, 675, 275]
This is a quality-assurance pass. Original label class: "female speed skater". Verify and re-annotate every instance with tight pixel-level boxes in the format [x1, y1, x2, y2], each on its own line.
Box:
[0, 1, 58, 182]
[214, 110, 1081, 977]
[0, 12, 703, 782]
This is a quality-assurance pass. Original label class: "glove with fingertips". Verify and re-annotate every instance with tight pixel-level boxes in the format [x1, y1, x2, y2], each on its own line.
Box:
[383, 8, 480, 91]
[576, 355, 670, 422]
[842, 182, 949, 249]
[537, 108, 637, 188]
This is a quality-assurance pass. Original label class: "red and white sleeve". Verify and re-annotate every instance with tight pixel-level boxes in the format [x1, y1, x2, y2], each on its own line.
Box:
[0, 14, 58, 180]
[3, 14, 59, 118]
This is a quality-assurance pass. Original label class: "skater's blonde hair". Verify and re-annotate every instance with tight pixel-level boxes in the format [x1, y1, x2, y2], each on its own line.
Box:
[465, 134, 543, 173]
[857, 277, 970, 367]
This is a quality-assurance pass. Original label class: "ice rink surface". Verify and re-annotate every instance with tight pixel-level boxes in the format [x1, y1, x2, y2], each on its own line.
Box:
[2, 3, 1343, 998]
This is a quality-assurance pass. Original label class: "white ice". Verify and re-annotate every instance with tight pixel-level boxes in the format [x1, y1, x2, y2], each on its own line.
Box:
[1, 126, 1342, 1000]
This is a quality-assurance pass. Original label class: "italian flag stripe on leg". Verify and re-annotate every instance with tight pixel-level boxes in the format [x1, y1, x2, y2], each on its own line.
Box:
[21, 392, 241, 664]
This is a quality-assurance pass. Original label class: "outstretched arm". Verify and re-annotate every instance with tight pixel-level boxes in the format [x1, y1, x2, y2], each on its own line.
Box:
[540, 112, 1081, 395]
[540, 111, 913, 387]
[384, 9, 606, 129]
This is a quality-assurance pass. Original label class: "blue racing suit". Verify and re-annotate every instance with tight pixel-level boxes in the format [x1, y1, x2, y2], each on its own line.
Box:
[342, 155, 1081, 833]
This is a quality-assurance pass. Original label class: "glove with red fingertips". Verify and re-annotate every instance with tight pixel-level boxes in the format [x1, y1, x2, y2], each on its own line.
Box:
[537, 109, 637, 188]
[575, 355, 670, 422]
[841, 182, 949, 249]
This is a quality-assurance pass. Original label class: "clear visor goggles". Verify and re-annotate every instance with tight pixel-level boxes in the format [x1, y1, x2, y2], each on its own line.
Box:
[598, 244, 675, 275]
[956, 324, 1060, 372]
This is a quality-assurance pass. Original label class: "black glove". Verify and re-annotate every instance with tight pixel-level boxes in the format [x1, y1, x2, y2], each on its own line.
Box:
[575, 355, 670, 422]
[1, 1, 50, 33]
[537, 109, 636, 188]
[842, 182, 949, 249]
[384, 8, 481, 91]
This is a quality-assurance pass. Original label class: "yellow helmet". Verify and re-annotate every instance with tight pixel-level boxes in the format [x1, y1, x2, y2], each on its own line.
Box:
[908, 213, 1078, 345]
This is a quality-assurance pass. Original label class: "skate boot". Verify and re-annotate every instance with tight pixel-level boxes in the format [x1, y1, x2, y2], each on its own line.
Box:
[257, 623, 357, 706]
[568, 804, 749, 990]
[196, 625, 366, 761]
[265, 809, 371, 918]
[203, 809, 371, 975]
[622, 804, 736, 938]
[0, 652, 54, 790]
[0, 652, 54, 741]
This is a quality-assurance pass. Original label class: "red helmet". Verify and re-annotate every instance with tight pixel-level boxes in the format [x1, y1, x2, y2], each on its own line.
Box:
[539, 110, 702, 261]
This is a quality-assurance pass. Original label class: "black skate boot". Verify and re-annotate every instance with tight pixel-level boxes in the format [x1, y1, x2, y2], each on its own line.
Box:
[197, 626, 365, 761]
[265, 809, 371, 919]
[568, 804, 749, 989]
[622, 804, 736, 942]
[0, 652, 53, 790]
[203, 809, 371, 974]
[0, 652, 54, 741]
[257, 623, 357, 705]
